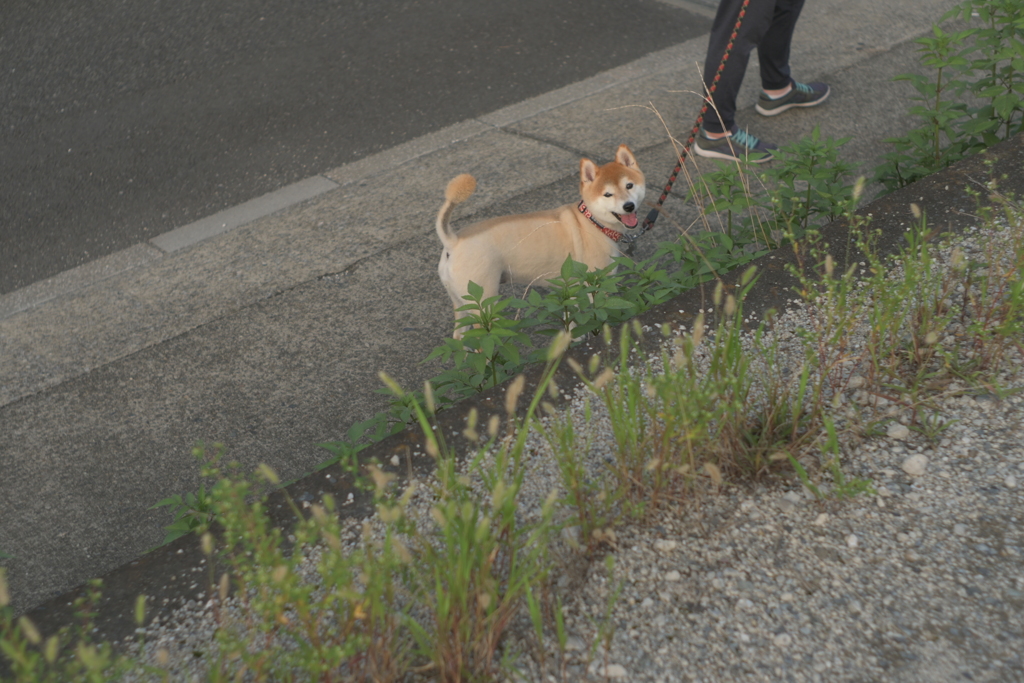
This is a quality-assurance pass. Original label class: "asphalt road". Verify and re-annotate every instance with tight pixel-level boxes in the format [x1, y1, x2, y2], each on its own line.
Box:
[0, 0, 711, 295]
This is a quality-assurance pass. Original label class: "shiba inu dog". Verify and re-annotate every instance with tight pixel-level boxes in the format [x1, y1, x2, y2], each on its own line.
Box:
[435, 144, 645, 337]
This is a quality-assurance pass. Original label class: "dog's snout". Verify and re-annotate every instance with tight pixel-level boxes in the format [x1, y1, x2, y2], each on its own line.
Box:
[623, 202, 635, 213]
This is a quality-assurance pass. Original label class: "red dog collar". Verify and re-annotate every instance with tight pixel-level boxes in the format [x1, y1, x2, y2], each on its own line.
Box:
[577, 201, 623, 242]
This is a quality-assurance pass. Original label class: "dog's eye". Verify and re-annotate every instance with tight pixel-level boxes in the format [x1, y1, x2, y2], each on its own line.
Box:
[603, 192, 613, 197]
[626, 183, 633, 190]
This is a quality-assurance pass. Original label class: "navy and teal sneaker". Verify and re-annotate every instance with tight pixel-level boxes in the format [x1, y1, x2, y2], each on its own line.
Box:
[755, 80, 831, 116]
[693, 126, 777, 164]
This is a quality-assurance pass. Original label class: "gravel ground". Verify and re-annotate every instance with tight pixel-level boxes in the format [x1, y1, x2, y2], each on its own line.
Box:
[514, 386, 1024, 683]
[118, 218, 1024, 682]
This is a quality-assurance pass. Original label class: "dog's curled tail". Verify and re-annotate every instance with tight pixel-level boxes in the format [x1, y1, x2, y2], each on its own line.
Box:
[436, 174, 476, 250]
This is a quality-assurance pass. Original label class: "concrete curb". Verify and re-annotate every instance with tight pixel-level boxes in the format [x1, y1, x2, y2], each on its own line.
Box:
[150, 176, 341, 254]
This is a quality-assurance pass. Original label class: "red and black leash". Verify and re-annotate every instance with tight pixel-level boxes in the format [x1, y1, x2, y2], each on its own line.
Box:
[638, 0, 751, 239]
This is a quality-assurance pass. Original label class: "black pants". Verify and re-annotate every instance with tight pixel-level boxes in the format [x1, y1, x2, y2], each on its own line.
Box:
[701, 0, 807, 134]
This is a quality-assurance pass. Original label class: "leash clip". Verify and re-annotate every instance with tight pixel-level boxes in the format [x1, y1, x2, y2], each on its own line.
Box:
[618, 229, 642, 257]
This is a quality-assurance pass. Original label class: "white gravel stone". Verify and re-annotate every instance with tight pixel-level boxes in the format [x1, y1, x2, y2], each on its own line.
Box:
[902, 453, 929, 476]
[846, 534, 859, 549]
[1007, 474, 1018, 489]
[664, 570, 681, 582]
[953, 523, 969, 536]
[887, 423, 911, 440]
[565, 635, 586, 652]
[653, 539, 678, 552]
[773, 633, 793, 648]
[589, 663, 628, 678]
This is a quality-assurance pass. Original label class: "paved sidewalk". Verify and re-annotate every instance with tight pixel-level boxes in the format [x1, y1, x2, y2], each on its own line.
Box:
[0, 0, 960, 614]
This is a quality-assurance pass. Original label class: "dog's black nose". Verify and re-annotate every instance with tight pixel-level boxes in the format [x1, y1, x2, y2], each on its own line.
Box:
[623, 202, 635, 213]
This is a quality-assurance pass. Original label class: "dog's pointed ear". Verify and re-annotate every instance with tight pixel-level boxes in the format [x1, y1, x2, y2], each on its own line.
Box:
[580, 158, 598, 184]
[615, 144, 638, 169]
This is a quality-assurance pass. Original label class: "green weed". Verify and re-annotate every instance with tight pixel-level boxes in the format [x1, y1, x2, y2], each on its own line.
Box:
[875, 0, 1024, 192]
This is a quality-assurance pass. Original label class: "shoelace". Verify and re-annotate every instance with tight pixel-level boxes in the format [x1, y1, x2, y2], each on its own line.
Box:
[730, 129, 762, 150]
[793, 81, 813, 95]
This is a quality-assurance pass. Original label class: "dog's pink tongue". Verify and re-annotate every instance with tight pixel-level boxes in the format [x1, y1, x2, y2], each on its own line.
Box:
[620, 212, 638, 228]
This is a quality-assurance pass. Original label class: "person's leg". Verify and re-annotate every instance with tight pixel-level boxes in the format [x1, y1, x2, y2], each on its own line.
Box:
[756, 0, 806, 92]
[701, 0, 775, 135]
[753, 0, 830, 117]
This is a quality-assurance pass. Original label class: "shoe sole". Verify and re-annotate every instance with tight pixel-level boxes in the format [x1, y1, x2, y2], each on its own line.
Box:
[755, 86, 831, 117]
[694, 142, 774, 164]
